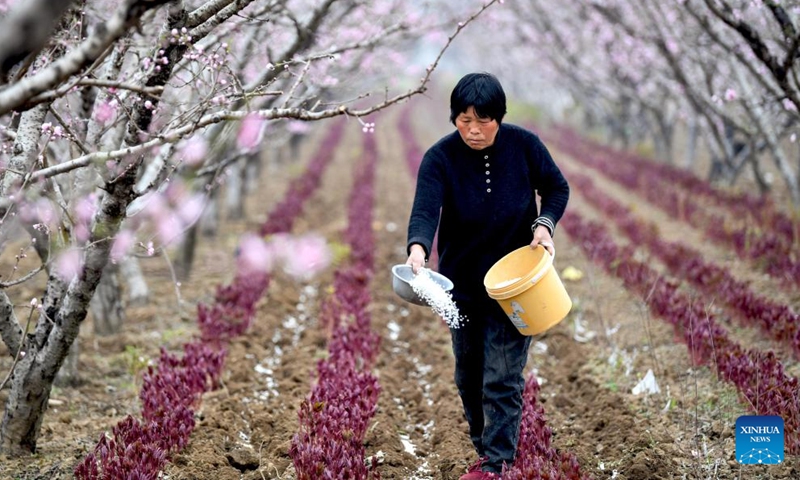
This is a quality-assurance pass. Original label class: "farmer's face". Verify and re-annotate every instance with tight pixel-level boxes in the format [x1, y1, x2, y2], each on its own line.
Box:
[455, 106, 499, 150]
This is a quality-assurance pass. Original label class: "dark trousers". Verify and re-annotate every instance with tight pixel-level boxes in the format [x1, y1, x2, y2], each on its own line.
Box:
[451, 299, 532, 473]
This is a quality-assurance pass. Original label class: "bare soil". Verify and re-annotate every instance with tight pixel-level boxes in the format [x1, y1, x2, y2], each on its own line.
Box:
[1, 102, 799, 479]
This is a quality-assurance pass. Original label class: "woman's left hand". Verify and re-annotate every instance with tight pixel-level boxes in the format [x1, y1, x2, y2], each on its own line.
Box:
[530, 225, 555, 256]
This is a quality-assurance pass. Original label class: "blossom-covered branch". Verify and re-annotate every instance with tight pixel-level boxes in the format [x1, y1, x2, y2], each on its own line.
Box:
[0, 0, 173, 115]
[0, 0, 76, 79]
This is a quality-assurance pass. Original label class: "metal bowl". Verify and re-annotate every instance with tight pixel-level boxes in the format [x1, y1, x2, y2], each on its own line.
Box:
[391, 264, 454, 306]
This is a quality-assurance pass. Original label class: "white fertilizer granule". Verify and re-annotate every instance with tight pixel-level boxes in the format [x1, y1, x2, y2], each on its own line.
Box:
[409, 268, 466, 329]
[494, 277, 522, 288]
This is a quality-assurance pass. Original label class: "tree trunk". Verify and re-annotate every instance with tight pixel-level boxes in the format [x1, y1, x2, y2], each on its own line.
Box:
[289, 132, 304, 159]
[0, 104, 48, 194]
[121, 255, 149, 306]
[225, 157, 245, 220]
[683, 111, 699, 169]
[0, 157, 140, 455]
[654, 114, 674, 164]
[0, 290, 23, 358]
[90, 262, 125, 335]
[174, 221, 199, 281]
[244, 151, 261, 193]
[200, 192, 219, 237]
[748, 143, 771, 195]
[53, 339, 79, 387]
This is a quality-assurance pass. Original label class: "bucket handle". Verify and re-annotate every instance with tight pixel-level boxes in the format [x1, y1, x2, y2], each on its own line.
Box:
[529, 245, 554, 285]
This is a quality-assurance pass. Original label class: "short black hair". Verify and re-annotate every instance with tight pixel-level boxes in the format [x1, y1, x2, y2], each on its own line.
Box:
[449, 72, 507, 125]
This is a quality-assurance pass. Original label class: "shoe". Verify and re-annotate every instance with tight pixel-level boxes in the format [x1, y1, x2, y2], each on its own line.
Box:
[459, 470, 496, 480]
[459, 457, 497, 480]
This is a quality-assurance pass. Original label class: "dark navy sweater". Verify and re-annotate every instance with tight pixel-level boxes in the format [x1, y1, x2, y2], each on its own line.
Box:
[407, 123, 569, 302]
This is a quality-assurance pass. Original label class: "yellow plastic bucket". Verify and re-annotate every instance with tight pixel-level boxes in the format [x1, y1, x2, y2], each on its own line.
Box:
[483, 245, 572, 335]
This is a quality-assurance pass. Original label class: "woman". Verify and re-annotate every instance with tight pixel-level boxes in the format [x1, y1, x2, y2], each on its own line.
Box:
[406, 72, 569, 478]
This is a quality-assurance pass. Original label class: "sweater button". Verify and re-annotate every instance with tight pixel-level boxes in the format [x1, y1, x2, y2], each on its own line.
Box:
[485, 171, 490, 175]
[486, 179, 491, 183]
[486, 188, 492, 193]
[485, 163, 490, 167]
[484, 155, 489, 160]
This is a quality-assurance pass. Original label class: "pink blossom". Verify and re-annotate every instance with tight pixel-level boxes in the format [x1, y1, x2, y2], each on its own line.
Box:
[281, 234, 331, 281]
[237, 113, 263, 151]
[111, 230, 135, 262]
[56, 249, 84, 281]
[287, 120, 311, 135]
[724, 88, 737, 102]
[237, 233, 274, 274]
[19, 198, 59, 226]
[176, 194, 206, 224]
[75, 195, 97, 223]
[164, 181, 188, 204]
[94, 101, 116, 125]
[156, 214, 184, 246]
[0, 0, 14, 13]
[179, 136, 208, 166]
[141, 192, 168, 221]
[74, 224, 91, 243]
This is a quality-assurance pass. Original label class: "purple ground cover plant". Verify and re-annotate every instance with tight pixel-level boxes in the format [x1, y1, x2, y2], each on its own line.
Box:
[74, 342, 225, 479]
[546, 127, 800, 287]
[290, 129, 383, 479]
[260, 118, 346, 236]
[548, 126, 799, 249]
[498, 376, 592, 480]
[561, 210, 800, 454]
[567, 169, 800, 357]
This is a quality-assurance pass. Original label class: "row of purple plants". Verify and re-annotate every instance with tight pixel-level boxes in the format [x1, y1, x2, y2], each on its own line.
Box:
[289, 129, 383, 479]
[498, 378, 590, 480]
[74, 119, 348, 479]
[560, 210, 800, 454]
[548, 126, 799, 249]
[260, 119, 347, 236]
[564, 166, 800, 359]
[73, 274, 267, 480]
[398, 111, 589, 479]
[545, 127, 800, 288]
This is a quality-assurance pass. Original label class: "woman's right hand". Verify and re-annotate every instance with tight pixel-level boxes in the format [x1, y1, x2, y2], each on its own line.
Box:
[406, 244, 427, 274]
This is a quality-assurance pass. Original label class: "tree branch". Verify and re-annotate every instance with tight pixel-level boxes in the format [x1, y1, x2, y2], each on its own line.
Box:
[702, 0, 800, 113]
[0, 291, 23, 357]
[702, 0, 782, 76]
[244, 0, 339, 92]
[0, 265, 46, 289]
[28, 0, 498, 183]
[0, 0, 173, 115]
[0, 0, 76, 79]
[27, 79, 163, 107]
[0, 103, 49, 197]
[188, 0, 257, 42]
[765, 1, 796, 40]
[186, 0, 235, 28]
